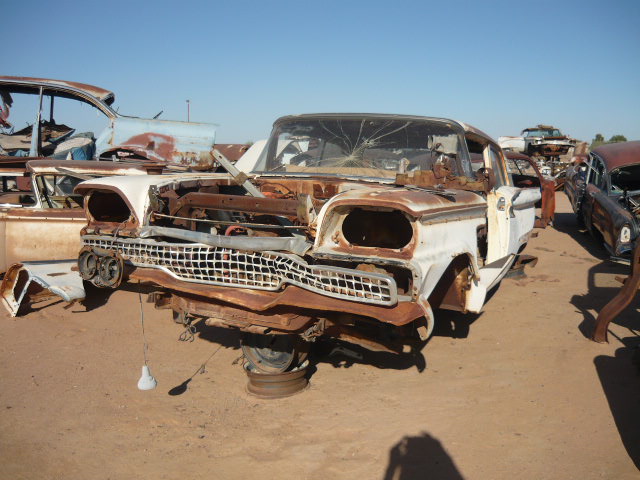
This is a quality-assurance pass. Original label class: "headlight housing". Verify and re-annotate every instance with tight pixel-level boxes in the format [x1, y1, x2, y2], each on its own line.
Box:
[342, 208, 413, 249]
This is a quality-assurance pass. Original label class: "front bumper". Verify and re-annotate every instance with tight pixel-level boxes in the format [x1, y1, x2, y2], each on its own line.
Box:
[82, 235, 398, 306]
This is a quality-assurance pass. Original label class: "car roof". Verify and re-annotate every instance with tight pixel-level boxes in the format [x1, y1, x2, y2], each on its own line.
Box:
[0, 76, 115, 105]
[592, 141, 640, 171]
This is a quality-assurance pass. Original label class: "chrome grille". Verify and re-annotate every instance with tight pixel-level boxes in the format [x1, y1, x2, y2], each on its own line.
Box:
[83, 235, 397, 305]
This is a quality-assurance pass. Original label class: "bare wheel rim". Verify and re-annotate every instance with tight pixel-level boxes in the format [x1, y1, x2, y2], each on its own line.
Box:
[241, 333, 306, 374]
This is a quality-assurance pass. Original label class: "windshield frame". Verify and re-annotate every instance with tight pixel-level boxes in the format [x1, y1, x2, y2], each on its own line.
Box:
[252, 114, 472, 180]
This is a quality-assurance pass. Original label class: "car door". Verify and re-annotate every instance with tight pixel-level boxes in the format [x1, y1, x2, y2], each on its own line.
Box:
[582, 154, 605, 233]
[0, 173, 86, 273]
[466, 144, 540, 312]
[564, 162, 588, 213]
[486, 146, 538, 258]
[483, 146, 539, 286]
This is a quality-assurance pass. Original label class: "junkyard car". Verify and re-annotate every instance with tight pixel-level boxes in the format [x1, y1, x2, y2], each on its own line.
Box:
[75, 114, 540, 372]
[0, 76, 216, 169]
[505, 151, 555, 227]
[0, 160, 154, 273]
[499, 125, 575, 159]
[564, 141, 640, 259]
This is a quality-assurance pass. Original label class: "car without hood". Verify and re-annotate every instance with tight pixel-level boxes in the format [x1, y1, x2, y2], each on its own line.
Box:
[75, 113, 540, 373]
[499, 124, 575, 159]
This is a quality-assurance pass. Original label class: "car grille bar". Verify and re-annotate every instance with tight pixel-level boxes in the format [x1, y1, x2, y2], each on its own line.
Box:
[82, 235, 397, 306]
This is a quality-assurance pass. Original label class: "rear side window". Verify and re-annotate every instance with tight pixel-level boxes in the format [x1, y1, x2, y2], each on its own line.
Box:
[587, 154, 605, 189]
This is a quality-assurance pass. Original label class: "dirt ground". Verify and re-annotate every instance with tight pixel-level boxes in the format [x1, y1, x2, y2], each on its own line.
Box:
[1, 193, 639, 480]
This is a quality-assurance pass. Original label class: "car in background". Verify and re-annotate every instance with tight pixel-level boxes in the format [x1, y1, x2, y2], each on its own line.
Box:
[0, 76, 216, 169]
[564, 141, 640, 260]
[0, 160, 157, 273]
[75, 113, 540, 374]
[499, 125, 575, 159]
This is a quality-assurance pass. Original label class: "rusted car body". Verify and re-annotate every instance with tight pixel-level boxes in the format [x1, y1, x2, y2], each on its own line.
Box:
[75, 114, 540, 372]
[0, 160, 153, 273]
[0, 77, 216, 169]
[499, 125, 575, 159]
[505, 151, 555, 227]
[565, 141, 640, 259]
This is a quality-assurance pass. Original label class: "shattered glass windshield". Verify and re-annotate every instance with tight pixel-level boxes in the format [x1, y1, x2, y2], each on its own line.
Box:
[253, 117, 470, 179]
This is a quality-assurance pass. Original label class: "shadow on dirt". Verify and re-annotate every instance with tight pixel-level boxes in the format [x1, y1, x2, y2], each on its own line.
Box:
[594, 337, 640, 470]
[196, 323, 241, 350]
[552, 212, 609, 261]
[77, 281, 118, 312]
[312, 309, 482, 373]
[571, 254, 640, 469]
[383, 431, 464, 480]
[570, 259, 635, 339]
[311, 339, 427, 372]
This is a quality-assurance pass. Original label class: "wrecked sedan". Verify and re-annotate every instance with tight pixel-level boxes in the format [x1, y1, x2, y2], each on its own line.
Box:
[75, 114, 540, 373]
[0, 76, 216, 169]
[499, 125, 575, 159]
[565, 141, 640, 260]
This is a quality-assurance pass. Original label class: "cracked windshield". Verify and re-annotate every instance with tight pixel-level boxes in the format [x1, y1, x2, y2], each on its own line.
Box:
[255, 117, 469, 178]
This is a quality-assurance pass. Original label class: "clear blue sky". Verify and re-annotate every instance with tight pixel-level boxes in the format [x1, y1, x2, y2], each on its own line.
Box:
[4, 0, 639, 143]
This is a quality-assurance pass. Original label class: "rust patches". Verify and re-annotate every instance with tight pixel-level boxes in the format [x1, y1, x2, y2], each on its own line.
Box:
[212, 144, 251, 163]
[327, 188, 484, 218]
[129, 267, 424, 326]
[172, 295, 314, 331]
[536, 179, 556, 228]
[592, 141, 640, 171]
[395, 168, 492, 193]
[117, 132, 176, 162]
[254, 178, 351, 200]
[428, 255, 471, 311]
[170, 192, 301, 218]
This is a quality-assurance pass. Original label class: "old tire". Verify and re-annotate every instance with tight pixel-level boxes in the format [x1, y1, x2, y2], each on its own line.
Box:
[241, 333, 309, 374]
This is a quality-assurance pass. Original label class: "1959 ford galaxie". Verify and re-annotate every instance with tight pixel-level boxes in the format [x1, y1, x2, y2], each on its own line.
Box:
[75, 114, 540, 372]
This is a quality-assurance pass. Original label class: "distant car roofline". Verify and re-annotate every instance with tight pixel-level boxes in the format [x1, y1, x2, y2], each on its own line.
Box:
[0, 76, 116, 111]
